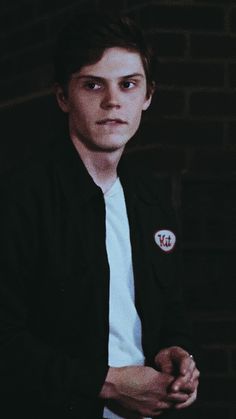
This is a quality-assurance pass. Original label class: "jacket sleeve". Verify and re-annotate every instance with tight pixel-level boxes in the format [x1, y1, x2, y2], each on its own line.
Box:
[158, 248, 195, 354]
[156, 195, 195, 355]
[0, 184, 108, 414]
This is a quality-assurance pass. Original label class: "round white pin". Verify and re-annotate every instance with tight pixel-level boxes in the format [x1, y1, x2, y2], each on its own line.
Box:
[154, 229, 176, 253]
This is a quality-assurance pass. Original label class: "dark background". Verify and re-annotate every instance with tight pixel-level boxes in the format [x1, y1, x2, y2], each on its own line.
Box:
[0, 0, 236, 418]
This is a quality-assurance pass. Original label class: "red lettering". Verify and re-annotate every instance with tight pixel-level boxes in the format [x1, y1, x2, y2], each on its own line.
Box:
[158, 234, 172, 247]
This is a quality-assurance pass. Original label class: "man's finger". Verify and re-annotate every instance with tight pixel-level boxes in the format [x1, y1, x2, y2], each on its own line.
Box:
[171, 371, 192, 392]
[166, 391, 190, 403]
[170, 367, 200, 393]
[178, 354, 196, 376]
[174, 389, 198, 410]
[155, 350, 175, 374]
[168, 347, 196, 377]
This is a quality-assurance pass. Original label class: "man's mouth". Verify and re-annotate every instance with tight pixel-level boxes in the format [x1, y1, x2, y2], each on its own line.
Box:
[96, 118, 127, 125]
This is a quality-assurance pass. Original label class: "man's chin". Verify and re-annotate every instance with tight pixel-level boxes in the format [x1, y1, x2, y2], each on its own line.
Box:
[72, 132, 134, 154]
[88, 137, 130, 153]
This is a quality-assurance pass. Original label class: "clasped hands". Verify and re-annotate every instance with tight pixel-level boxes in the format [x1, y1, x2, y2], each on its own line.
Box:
[100, 346, 200, 417]
[154, 345, 200, 412]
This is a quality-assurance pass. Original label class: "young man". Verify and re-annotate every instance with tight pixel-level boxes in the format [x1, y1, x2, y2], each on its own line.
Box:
[0, 13, 199, 419]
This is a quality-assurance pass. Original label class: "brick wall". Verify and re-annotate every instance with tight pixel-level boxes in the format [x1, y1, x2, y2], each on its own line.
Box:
[0, 1, 235, 417]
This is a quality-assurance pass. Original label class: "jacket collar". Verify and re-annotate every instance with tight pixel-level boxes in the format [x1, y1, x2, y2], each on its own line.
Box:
[52, 138, 163, 207]
[53, 138, 103, 205]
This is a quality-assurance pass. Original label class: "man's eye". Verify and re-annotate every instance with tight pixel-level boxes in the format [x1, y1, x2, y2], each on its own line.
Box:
[85, 82, 101, 90]
[122, 81, 135, 89]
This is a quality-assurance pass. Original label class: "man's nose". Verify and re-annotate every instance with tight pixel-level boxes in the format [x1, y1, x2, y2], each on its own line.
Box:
[101, 85, 121, 109]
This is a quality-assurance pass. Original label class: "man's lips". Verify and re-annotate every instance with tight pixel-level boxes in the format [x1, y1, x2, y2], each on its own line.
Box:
[96, 118, 127, 125]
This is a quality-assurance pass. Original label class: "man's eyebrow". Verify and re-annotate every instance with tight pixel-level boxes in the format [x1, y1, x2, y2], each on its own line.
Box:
[74, 73, 145, 81]
[74, 75, 104, 81]
[122, 73, 144, 79]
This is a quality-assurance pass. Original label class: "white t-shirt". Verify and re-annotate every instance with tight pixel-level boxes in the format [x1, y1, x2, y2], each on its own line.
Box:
[103, 179, 150, 419]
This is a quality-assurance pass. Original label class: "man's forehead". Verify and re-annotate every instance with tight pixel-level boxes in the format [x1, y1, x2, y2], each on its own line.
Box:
[75, 47, 146, 79]
[72, 73, 145, 82]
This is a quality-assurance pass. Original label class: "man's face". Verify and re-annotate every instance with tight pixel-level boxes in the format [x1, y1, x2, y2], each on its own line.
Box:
[56, 47, 153, 153]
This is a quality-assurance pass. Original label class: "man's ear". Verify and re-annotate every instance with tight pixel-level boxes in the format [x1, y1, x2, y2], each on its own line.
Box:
[54, 84, 69, 113]
[142, 94, 152, 111]
[142, 81, 156, 111]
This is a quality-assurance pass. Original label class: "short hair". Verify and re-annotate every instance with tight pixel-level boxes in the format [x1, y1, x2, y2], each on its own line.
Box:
[53, 12, 156, 97]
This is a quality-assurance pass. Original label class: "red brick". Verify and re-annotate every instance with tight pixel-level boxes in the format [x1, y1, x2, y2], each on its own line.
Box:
[229, 63, 236, 87]
[190, 92, 236, 116]
[138, 4, 224, 32]
[188, 406, 231, 419]
[183, 251, 236, 311]
[0, 56, 14, 80]
[0, 94, 66, 172]
[229, 122, 236, 144]
[0, 4, 34, 35]
[182, 177, 236, 239]
[36, 0, 85, 15]
[97, 0, 125, 11]
[187, 148, 236, 173]
[153, 404, 230, 419]
[137, 119, 223, 147]
[194, 320, 236, 345]
[151, 32, 187, 58]
[158, 61, 224, 87]
[125, 144, 186, 172]
[46, 8, 76, 38]
[190, 34, 236, 59]
[1, 22, 48, 58]
[232, 348, 236, 374]
[147, 89, 185, 116]
[230, 7, 236, 32]
[0, 45, 53, 99]
[199, 377, 236, 402]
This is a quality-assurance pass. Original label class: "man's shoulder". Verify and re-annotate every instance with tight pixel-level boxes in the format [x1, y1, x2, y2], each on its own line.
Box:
[0, 150, 53, 196]
[119, 155, 173, 207]
[0, 140, 68, 206]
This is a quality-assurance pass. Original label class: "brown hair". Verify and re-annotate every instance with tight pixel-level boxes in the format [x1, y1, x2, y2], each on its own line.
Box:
[54, 12, 156, 97]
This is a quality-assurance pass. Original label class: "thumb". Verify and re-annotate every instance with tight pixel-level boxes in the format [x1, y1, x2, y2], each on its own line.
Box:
[155, 351, 173, 374]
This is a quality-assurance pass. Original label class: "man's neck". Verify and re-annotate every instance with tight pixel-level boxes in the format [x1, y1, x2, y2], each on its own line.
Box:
[70, 136, 124, 194]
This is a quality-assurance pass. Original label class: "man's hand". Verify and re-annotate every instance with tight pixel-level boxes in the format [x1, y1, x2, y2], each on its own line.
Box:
[154, 346, 200, 409]
[99, 365, 190, 417]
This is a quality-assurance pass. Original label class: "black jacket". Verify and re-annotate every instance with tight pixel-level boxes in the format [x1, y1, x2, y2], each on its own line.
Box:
[0, 139, 192, 419]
